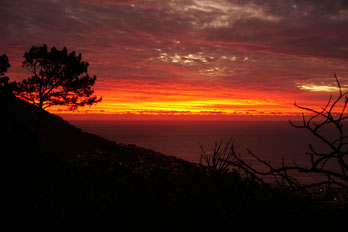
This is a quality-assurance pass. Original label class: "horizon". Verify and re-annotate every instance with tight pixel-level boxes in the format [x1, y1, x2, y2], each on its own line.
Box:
[1, 0, 348, 120]
[59, 112, 304, 121]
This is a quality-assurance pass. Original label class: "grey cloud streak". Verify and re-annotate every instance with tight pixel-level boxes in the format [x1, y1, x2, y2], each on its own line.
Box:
[0, 0, 348, 92]
[1, 0, 347, 58]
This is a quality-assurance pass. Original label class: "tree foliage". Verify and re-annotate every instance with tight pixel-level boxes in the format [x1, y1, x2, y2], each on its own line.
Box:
[14, 44, 101, 110]
[0, 54, 10, 76]
[0, 54, 11, 93]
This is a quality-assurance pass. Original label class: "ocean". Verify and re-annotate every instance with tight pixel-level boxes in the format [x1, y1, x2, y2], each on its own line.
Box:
[69, 120, 341, 182]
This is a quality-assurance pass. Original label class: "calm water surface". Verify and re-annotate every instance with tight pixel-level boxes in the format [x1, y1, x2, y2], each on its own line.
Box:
[69, 120, 332, 165]
[70, 120, 347, 182]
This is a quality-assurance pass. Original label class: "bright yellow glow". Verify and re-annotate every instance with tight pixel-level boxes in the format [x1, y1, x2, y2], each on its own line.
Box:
[100, 99, 276, 114]
[299, 85, 339, 92]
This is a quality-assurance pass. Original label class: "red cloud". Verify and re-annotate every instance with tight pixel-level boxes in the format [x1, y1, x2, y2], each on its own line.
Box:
[80, 0, 137, 6]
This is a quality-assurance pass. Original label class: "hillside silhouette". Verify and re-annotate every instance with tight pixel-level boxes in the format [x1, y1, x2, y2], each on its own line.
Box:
[1, 95, 106, 160]
[1, 95, 347, 231]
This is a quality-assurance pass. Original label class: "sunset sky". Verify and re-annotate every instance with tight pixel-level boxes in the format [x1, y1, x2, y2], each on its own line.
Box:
[1, 0, 348, 120]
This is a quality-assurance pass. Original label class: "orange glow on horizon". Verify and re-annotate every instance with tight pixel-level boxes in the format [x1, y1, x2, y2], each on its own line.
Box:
[2, 0, 348, 121]
[48, 79, 340, 120]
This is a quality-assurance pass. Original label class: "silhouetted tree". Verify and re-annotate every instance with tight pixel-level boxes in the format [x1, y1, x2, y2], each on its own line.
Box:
[14, 44, 102, 111]
[220, 74, 348, 196]
[0, 54, 13, 98]
[0, 54, 10, 76]
[200, 139, 236, 175]
[13, 45, 102, 151]
[0, 54, 10, 87]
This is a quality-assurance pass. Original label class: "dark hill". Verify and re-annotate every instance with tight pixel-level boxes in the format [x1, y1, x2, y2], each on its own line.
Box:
[1, 95, 108, 159]
[0, 95, 192, 169]
[1, 95, 346, 231]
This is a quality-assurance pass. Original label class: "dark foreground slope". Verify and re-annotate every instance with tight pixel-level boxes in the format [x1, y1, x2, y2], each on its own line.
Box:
[1, 95, 346, 231]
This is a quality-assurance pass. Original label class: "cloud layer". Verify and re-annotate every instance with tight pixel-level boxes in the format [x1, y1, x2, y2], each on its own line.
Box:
[1, 0, 348, 118]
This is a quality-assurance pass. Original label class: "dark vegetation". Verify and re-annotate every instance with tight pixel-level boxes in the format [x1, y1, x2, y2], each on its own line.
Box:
[1, 48, 347, 230]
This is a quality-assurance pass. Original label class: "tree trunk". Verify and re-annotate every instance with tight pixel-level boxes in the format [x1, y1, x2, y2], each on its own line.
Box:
[33, 101, 43, 160]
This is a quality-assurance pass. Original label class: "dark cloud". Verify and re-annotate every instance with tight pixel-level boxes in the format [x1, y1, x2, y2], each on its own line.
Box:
[2, 0, 346, 60]
[1, 0, 348, 111]
[80, 0, 137, 6]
